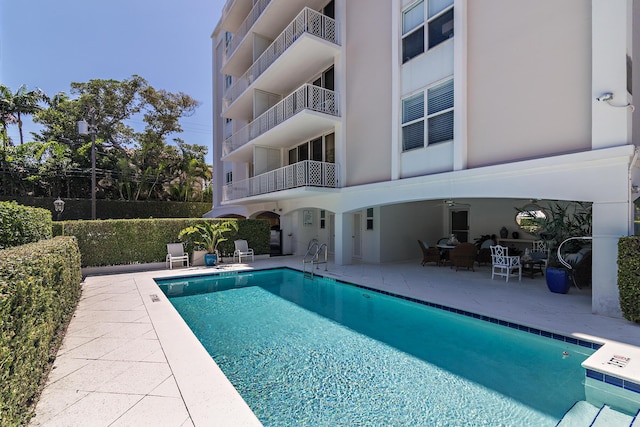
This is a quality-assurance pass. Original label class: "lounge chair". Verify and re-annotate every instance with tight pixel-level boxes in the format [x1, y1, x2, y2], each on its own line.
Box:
[490, 245, 521, 282]
[166, 243, 189, 269]
[418, 240, 440, 266]
[450, 242, 477, 271]
[233, 239, 255, 263]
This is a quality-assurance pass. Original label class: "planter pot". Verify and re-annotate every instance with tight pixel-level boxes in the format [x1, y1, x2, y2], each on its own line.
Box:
[204, 253, 218, 266]
[192, 250, 207, 266]
[545, 267, 571, 294]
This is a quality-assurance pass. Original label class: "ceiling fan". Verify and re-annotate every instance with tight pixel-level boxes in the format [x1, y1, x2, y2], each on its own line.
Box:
[436, 199, 470, 208]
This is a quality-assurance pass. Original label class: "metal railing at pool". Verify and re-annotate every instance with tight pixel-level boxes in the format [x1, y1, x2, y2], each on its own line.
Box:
[303, 239, 328, 278]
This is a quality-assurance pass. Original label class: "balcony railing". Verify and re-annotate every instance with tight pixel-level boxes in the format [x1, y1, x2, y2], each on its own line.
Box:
[223, 7, 340, 107]
[222, 160, 338, 202]
[223, 84, 339, 157]
[224, 0, 271, 61]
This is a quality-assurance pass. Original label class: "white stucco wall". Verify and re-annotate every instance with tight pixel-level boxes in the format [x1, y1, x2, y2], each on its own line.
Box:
[466, 0, 592, 167]
[344, 0, 393, 186]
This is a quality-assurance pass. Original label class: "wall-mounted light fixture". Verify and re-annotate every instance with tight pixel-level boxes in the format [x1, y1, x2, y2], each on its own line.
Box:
[596, 92, 635, 112]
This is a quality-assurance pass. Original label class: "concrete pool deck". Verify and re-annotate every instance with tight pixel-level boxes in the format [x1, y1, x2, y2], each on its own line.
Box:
[30, 256, 640, 426]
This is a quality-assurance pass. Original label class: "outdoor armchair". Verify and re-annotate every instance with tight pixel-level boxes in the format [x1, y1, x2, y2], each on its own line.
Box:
[166, 243, 189, 269]
[233, 239, 255, 263]
[418, 240, 441, 266]
[490, 245, 521, 282]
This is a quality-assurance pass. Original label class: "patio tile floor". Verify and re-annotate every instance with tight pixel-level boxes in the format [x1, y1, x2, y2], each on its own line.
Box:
[29, 256, 640, 426]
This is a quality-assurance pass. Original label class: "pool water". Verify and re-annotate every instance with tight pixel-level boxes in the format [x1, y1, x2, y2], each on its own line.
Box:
[157, 269, 595, 426]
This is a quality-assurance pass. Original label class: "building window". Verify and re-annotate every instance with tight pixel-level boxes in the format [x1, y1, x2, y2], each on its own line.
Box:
[402, 1, 424, 63]
[288, 134, 335, 164]
[427, 79, 454, 145]
[366, 208, 374, 230]
[402, 79, 453, 152]
[225, 171, 233, 184]
[224, 32, 232, 48]
[402, 0, 453, 63]
[402, 93, 425, 151]
[224, 75, 232, 90]
[428, 6, 454, 49]
[320, 210, 326, 229]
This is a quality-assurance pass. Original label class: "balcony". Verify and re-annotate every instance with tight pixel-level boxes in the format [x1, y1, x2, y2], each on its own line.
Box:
[223, 7, 340, 119]
[223, 0, 271, 68]
[222, 0, 330, 76]
[222, 160, 338, 202]
[222, 84, 340, 162]
[220, 0, 254, 32]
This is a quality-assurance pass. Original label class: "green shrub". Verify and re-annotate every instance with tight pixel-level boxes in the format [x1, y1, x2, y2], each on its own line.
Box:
[0, 236, 82, 426]
[0, 201, 52, 250]
[60, 218, 270, 267]
[618, 236, 640, 323]
[0, 196, 211, 220]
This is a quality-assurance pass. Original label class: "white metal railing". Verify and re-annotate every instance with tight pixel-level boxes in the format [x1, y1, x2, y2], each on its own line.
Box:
[224, 0, 271, 61]
[222, 160, 338, 202]
[222, 84, 339, 156]
[223, 7, 340, 107]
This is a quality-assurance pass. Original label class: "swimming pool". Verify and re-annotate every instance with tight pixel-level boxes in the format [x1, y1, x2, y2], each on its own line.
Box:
[156, 268, 596, 426]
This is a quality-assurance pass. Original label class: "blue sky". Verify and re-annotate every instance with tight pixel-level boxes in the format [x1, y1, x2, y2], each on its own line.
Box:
[0, 0, 223, 163]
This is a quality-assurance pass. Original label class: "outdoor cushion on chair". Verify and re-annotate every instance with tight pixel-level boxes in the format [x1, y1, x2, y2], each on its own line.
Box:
[418, 240, 440, 266]
[166, 243, 189, 269]
[233, 239, 255, 263]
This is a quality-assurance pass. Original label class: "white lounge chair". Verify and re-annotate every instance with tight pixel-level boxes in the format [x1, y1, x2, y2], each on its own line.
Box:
[490, 245, 521, 282]
[233, 239, 254, 263]
[166, 243, 189, 269]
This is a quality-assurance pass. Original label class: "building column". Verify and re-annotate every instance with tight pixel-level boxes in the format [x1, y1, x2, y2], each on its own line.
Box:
[592, 0, 632, 149]
[591, 201, 628, 317]
[333, 212, 353, 265]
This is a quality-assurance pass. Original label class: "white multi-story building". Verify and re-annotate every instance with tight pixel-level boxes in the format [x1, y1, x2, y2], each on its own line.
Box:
[210, 0, 640, 318]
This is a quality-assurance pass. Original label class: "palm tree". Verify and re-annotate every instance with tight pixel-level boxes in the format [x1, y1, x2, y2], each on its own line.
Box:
[0, 84, 48, 146]
[0, 84, 16, 147]
[11, 85, 48, 145]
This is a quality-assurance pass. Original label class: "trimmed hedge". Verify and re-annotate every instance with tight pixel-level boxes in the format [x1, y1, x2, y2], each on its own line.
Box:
[0, 196, 211, 221]
[618, 236, 640, 323]
[0, 201, 52, 250]
[58, 218, 270, 267]
[0, 236, 82, 426]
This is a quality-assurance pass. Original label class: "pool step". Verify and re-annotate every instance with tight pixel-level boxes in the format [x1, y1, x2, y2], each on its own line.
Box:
[556, 401, 635, 427]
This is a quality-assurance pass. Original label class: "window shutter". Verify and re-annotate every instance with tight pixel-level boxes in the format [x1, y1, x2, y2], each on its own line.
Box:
[403, 93, 424, 123]
[403, 121, 424, 151]
[427, 80, 453, 115]
[427, 79, 454, 145]
[428, 111, 453, 144]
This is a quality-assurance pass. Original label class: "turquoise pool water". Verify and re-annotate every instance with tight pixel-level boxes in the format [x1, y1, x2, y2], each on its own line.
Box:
[157, 268, 596, 426]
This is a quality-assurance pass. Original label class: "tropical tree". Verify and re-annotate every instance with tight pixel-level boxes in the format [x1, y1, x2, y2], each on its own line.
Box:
[0, 84, 48, 145]
[26, 75, 209, 203]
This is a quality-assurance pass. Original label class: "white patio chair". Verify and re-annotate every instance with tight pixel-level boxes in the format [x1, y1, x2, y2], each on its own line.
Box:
[166, 243, 189, 269]
[233, 239, 254, 263]
[490, 245, 521, 282]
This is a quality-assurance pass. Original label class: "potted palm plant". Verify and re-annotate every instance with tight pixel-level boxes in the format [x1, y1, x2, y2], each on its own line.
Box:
[518, 202, 592, 293]
[179, 220, 238, 266]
